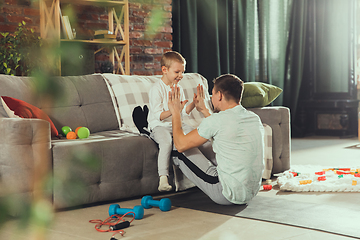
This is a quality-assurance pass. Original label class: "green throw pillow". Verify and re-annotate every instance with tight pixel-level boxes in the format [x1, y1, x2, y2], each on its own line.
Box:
[241, 82, 282, 108]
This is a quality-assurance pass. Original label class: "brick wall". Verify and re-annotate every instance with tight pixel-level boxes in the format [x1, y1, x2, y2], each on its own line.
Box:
[0, 0, 173, 75]
[0, 0, 40, 33]
[129, 0, 172, 75]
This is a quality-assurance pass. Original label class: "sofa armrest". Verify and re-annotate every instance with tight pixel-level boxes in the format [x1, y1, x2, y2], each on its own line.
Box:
[248, 106, 291, 174]
[0, 118, 52, 199]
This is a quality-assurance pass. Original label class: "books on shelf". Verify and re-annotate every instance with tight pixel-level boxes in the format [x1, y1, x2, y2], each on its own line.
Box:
[94, 30, 113, 35]
[94, 34, 116, 39]
[94, 30, 116, 41]
[61, 15, 74, 40]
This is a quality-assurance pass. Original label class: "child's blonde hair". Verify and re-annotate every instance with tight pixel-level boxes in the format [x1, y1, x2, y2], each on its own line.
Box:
[161, 51, 186, 68]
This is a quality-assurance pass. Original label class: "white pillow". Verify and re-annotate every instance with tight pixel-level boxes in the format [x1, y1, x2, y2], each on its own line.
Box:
[177, 73, 213, 129]
[102, 73, 212, 133]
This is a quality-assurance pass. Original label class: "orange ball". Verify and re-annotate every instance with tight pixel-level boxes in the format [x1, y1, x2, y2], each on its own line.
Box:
[66, 131, 77, 139]
[75, 126, 82, 135]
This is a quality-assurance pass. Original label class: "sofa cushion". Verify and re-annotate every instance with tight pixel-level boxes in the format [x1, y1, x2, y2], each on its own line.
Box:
[0, 75, 37, 118]
[51, 130, 159, 208]
[241, 82, 282, 108]
[102, 73, 212, 133]
[0, 117, 52, 213]
[262, 123, 273, 179]
[101, 74, 157, 133]
[0, 74, 119, 136]
[178, 74, 213, 128]
[1, 96, 59, 137]
[249, 107, 290, 174]
[44, 75, 119, 134]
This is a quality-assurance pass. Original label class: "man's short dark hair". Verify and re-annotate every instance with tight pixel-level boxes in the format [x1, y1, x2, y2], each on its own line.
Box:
[213, 74, 244, 103]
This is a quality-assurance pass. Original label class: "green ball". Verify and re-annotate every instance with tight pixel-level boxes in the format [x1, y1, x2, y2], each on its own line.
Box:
[77, 127, 90, 139]
[61, 126, 72, 137]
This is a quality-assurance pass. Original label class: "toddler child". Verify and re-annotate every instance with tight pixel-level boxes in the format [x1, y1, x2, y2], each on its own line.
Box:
[148, 51, 196, 191]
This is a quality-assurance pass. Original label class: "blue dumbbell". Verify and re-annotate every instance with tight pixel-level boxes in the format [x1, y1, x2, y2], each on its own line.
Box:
[108, 204, 144, 220]
[141, 195, 171, 212]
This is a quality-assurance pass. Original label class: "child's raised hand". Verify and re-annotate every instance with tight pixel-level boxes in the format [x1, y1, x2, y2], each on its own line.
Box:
[168, 85, 182, 115]
[180, 99, 188, 110]
[193, 92, 198, 103]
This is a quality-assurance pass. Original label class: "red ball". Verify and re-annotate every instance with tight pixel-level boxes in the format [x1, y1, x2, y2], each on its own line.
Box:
[263, 185, 272, 190]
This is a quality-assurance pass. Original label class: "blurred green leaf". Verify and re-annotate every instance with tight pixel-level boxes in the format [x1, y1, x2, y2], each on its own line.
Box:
[0, 198, 9, 229]
[31, 200, 54, 228]
[146, 7, 165, 37]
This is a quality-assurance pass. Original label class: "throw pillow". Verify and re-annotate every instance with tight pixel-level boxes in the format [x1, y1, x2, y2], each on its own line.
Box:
[1, 96, 59, 137]
[102, 73, 212, 133]
[241, 82, 282, 108]
[1, 97, 21, 119]
[175, 73, 213, 129]
[101, 74, 158, 133]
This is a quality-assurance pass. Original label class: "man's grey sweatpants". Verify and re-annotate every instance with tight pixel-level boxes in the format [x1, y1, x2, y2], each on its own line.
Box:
[172, 141, 233, 205]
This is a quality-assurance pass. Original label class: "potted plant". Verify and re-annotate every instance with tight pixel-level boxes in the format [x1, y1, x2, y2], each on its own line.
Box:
[0, 21, 42, 76]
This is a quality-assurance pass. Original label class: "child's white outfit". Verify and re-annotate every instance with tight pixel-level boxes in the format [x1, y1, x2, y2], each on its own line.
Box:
[148, 80, 193, 182]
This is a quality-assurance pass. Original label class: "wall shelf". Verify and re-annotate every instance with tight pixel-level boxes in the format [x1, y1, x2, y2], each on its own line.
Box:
[39, 0, 130, 75]
[60, 39, 126, 45]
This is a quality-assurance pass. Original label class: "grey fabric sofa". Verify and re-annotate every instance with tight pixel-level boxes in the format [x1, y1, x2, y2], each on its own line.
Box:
[0, 73, 290, 209]
[249, 107, 291, 174]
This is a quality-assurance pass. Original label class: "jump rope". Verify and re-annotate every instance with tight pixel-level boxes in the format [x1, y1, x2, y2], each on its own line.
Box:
[89, 212, 135, 239]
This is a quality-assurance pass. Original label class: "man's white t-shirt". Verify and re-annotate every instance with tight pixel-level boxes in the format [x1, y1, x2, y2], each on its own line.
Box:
[197, 105, 265, 204]
[148, 80, 187, 130]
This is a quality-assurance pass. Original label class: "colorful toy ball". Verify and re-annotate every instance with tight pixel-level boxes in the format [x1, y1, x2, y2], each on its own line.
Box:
[263, 185, 272, 190]
[66, 131, 77, 139]
[75, 126, 82, 135]
[77, 127, 90, 139]
[61, 126, 72, 137]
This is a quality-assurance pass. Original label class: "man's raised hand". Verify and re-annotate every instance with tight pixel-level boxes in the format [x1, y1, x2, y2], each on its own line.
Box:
[194, 84, 211, 117]
[194, 84, 206, 112]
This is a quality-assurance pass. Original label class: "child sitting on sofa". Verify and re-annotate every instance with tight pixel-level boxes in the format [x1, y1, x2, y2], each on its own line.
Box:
[147, 51, 197, 192]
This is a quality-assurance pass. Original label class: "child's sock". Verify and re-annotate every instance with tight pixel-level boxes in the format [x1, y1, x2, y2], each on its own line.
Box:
[158, 175, 172, 192]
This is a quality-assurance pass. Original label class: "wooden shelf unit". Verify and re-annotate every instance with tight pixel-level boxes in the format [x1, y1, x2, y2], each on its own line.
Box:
[39, 0, 130, 75]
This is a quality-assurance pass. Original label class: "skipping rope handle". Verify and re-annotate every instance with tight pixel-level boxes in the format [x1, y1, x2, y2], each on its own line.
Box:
[109, 221, 130, 231]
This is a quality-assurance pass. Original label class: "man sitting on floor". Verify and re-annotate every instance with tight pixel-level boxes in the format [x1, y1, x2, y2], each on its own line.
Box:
[168, 74, 265, 205]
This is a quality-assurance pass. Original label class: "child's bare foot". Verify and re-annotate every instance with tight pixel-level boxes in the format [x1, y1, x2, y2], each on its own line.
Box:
[158, 175, 172, 192]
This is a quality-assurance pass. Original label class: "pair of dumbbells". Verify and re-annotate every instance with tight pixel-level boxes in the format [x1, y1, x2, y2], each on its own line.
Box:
[108, 195, 171, 220]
